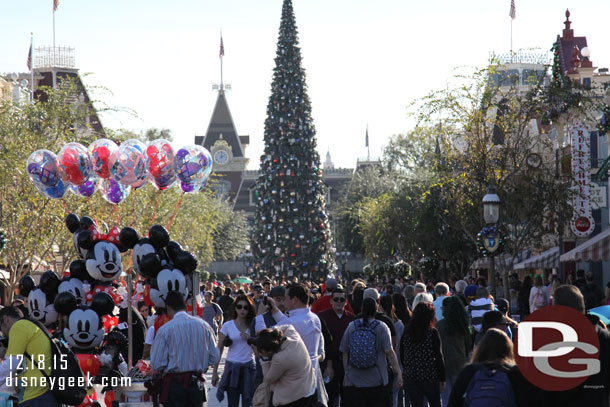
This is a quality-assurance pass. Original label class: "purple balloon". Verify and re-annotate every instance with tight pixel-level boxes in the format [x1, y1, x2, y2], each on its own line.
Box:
[69, 176, 97, 198]
[99, 178, 130, 205]
[27, 150, 61, 187]
[174, 145, 213, 193]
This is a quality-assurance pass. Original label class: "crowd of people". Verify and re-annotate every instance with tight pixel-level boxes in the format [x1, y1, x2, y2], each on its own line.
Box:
[1, 268, 610, 407]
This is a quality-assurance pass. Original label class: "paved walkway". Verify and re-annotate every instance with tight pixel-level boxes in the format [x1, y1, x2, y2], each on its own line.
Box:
[97, 352, 228, 407]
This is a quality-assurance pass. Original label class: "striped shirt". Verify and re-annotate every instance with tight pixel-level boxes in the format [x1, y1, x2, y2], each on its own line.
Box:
[468, 298, 494, 332]
[151, 311, 220, 374]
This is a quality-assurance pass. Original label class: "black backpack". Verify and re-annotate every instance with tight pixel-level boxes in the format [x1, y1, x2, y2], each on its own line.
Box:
[23, 318, 87, 406]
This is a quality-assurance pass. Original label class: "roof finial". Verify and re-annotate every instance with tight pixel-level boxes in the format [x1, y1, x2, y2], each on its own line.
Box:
[564, 9, 571, 30]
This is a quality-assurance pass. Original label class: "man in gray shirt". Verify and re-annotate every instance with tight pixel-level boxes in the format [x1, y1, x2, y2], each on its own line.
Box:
[202, 291, 223, 334]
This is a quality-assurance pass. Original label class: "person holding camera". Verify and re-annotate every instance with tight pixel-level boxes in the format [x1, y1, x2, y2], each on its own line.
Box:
[249, 325, 317, 407]
[254, 286, 286, 333]
[212, 294, 257, 407]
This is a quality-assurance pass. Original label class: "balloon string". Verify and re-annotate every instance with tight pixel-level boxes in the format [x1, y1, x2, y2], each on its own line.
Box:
[112, 204, 119, 227]
[60, 199, 69, 214]
[131, 188, 137, 227]
[167, 193, 185, 232]
[151, 190, 161, 227]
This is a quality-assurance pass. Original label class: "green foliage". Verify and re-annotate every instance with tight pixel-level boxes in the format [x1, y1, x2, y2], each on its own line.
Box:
[212, 209, 249, 261]
[0, 78, 101, 302]
[336, 166, 398, 254]
[351, 62, 600, 280]
[0, 78, 246, 303]
[251, 0, 334, 280]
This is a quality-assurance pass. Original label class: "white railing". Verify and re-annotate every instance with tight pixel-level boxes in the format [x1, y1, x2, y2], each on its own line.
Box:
[34, 46, 75, 69]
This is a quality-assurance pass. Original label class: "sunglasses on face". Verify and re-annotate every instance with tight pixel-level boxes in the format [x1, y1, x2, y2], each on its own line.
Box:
[235, 304, 250, 310]
[332, 297, 346, 302]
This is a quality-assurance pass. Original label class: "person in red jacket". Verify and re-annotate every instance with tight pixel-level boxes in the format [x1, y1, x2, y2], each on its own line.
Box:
[311, 279, 354, 315]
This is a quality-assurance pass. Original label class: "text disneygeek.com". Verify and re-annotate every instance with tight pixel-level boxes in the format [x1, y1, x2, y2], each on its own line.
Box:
[5, 374, 131, 389]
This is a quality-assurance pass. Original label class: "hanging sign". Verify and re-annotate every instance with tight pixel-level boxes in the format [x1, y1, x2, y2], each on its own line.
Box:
[569, 123, 595, 237]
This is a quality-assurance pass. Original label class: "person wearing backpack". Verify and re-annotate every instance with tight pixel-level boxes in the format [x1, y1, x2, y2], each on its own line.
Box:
[529, 275, 549, 314]
[340, 297, 402, 407]
[447, 328, 534, 407]
[0, 306, 60, 406]
[400, 302, 445, 407]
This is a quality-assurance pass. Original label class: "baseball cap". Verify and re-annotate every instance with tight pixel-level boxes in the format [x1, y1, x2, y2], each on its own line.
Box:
[325, 278, 338, 292]
[464, 284, 478, 299]
[269, 286, 286, 297]
[496, 298, 509, 315]
[363, 288, 380, 301]
[252, 284, 263, 292]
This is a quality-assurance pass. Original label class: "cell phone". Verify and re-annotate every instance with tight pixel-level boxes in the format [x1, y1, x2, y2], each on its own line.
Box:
[263, 295, 268, 306]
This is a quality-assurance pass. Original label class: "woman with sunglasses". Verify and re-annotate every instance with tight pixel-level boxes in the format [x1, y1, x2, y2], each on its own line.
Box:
[212, 294, 257, 407]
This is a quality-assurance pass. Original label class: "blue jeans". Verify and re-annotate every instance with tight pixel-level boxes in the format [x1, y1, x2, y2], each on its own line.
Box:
[227, 366, 251, 407]
[441, 375, 457, 407]
[20, 391, 59, 407]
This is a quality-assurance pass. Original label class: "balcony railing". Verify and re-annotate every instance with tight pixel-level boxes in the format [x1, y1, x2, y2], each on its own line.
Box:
[34, 46, 75, 69]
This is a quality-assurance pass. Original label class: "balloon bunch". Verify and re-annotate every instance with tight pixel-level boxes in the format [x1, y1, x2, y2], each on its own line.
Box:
[120, 224, 199, 329]
[26, 139, 213, 204]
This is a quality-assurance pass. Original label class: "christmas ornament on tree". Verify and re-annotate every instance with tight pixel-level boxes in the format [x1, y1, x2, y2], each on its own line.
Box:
[251, 0, 335, 280]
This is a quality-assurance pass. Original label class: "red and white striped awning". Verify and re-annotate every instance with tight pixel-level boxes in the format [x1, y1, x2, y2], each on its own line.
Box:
[513, 247, 559, 270]
[560, 227, 610, 262]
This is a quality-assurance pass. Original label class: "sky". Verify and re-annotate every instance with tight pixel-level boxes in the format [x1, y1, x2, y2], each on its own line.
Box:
[2, 0, 610, 170]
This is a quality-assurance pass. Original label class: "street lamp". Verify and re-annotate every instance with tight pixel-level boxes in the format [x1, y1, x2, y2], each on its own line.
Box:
[481, 185, 501, 298]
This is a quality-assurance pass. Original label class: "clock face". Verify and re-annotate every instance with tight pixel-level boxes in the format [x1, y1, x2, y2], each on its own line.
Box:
[214, 150, 229, 165]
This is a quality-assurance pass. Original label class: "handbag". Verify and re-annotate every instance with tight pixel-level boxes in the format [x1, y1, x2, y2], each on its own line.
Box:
[252, 383, 271, 407]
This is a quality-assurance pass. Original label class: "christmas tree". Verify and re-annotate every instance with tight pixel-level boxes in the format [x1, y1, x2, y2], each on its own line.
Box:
[251, 0, 335, 281]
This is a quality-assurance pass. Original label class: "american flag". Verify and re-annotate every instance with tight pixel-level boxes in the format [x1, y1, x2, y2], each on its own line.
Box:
[27, 44, 32, 70]
[219, 36, 224, 58]
[509, 0, 516, 19]
[54, 0, 59, 11]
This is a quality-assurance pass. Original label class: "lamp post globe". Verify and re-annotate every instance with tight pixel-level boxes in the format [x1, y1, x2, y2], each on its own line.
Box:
[482, 186, 501, 224]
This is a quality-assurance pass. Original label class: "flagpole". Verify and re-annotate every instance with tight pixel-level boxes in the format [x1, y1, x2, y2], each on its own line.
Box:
[53, 2, 56, 49]
[366, 124, 370, 161]
[30, 33, 34, 103]
[510, 18, 513, 64]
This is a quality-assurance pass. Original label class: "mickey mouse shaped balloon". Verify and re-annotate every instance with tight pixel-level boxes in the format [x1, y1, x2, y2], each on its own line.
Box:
[148, 240, 198, 309]
[79, 226, 125, 282]
[28, 270, 60, 328]
[61, 291, 114, 352]
[119, 225, 170, 279]
[65, 213, 97, 260]
[57, 260, 94, 305]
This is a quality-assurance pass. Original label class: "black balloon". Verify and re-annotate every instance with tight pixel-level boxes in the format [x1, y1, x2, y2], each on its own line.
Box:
[18, 275, 35, 297]
[90, 291, 115, 316]
[69, 260, 90, 282]
[149, 225, 170, 249]
[166, 241, 183, 260]
[139, 253, 162, 279]
[174, 251, 198, 274]
[119, 227, 140, 249]
[39, 270, 60, 297]
[65, 214, 80, 233]
[79, 216, 96, 230]
[77, 229, 95, 250]
[54, 291, 78, 315]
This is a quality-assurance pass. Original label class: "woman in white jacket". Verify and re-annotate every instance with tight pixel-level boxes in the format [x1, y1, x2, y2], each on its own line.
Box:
[529, 275, 549, 314]
[249, 325, 317, 407]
